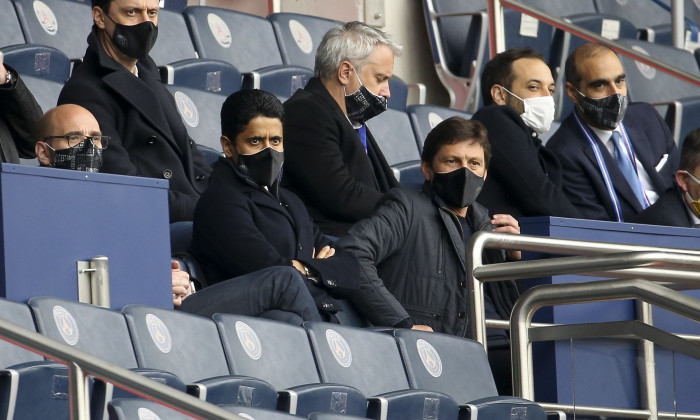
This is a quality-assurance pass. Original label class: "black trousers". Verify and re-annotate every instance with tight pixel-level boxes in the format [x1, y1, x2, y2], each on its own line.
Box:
[179, 266, 322, 325]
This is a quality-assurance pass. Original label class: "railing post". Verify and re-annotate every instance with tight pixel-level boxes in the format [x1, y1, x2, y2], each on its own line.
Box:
[638, 301, 659, 420]
[68, 362, 90, 420]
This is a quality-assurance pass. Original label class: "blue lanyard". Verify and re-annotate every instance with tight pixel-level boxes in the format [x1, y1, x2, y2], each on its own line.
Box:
[573, 112, 625, 221]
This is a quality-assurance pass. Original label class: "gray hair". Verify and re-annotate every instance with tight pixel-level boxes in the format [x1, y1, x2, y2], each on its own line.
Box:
[314, 21, 403, 80]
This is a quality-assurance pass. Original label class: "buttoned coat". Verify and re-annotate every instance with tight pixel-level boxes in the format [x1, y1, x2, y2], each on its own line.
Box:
[58, 28, 211, 222]
[631, 186, 694, 228]
[282, 77, 400, 237]
[472, 105, 580, 219]
[0, 66, 41, 163]
[190, 158, 359, 319]
[546, 103, 679, 222]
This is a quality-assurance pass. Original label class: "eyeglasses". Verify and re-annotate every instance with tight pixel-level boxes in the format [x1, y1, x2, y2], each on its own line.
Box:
[42, 135, 110, 150]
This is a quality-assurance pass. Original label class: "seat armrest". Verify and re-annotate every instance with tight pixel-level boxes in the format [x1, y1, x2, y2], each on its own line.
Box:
[278, 383, 367, 417]
[459, 396, 547, 420]
[367, 389, 459, 420]
[187, 375, 277, 408]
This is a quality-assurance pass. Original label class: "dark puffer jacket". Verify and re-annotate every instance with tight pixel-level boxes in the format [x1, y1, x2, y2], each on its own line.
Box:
[338, 183, 519, 342]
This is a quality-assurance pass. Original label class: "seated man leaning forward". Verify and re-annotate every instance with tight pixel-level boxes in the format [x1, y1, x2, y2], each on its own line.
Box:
[338, 117, 521, 393]
[37, 104, 322, 325]
[189, 89, 359, 323]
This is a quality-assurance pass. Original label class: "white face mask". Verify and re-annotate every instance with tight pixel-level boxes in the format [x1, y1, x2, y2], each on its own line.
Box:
[502, 87, 555, 135]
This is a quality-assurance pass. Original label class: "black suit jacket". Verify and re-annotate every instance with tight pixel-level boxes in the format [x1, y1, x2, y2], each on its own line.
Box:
[58, 27, 211, 222]
[471, 105, 580, 219]
[547, 103, 679, 221]
[0, 66, 41, 163]
[190, 158, 359, 316]
[282, 77, 400, 236]
[631, 186, 694, 228]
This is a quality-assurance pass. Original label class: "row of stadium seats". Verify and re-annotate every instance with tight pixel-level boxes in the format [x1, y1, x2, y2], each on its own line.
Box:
[423, 0, 700, 145]
[0, 296, 549, 420]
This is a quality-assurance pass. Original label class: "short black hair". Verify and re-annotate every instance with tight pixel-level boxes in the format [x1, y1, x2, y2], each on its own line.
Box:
[565, 43, 615, 89]
[481, 48, 546, 105]
[220, 89, 284, 139]
[680, 128, 700, 172]
[91, 0, 111, 12]
[421, 117, 491, 168]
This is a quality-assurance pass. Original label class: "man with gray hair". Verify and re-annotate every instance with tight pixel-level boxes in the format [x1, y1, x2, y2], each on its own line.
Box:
[282, 21, 402, 236]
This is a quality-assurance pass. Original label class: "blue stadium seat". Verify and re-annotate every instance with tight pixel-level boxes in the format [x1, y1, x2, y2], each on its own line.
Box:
[161, 58, 242, 96]
[407, 104, 473, 151]
[183, 6, 283, 73]
[392, 329, 548, 420]
[0, 298, 70, 420]
[107, 398, 198, 420]
[10, 0, 92, 60]
[304, 322, 460, 420]
[164, 84, 227, 152]
[365, 108, 424, 190]
[421, 0, 488, 112]
[308, 414, 370, 420]
[220, 405, 301, 419]
[0, 0, 25, 47]
[122, 305, 278, 408]
[615, 39, 700, 103]
[213, 313, 367, 417]
[149, 7, 198, 66]
[519, 0, 597, 17]
[27, 297, 187, 420]
[268, 12, 340, 70]
[1, 44, 71, 113]
[241, 64, 313, 102]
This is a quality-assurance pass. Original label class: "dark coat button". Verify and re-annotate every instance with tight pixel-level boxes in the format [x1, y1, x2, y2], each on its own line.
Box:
[458, 312, 466, 319]
[459, 281, 466, 288]
[298, 244, 303, 250]
[147, 136, 157, 144]
[163, 169, 173, 179]
[195, 175, 206, 181]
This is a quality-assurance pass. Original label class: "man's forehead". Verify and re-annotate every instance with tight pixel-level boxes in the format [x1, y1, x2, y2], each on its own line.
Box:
[512, 57, 552, 79]
[112, 0, 159, 9]
[578, 50, 622, 78]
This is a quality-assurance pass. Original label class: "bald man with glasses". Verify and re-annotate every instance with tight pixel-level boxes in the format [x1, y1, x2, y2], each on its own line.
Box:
[36, 104, 108, 172]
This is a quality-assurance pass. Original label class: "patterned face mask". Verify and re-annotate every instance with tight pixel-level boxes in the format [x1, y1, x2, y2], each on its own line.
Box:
[575, 89, 628, 130]
[344, 66, 388, 124]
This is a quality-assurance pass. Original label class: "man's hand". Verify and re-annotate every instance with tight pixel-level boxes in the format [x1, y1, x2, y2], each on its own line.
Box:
[0, 56, 7, 86]
[314, 245, 335, 259]
[411, 324, 433, 332]
[171, 260, 192, 307]
[490, 214, 521, 261]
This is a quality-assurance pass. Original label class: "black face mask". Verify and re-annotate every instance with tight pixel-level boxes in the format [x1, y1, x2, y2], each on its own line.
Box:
[237, 147, 284, 187]
[575, 89, 628, 130]
[105, 13, 158, 60]
[344, 68, 388, 124]
[52, 141, 104, 172]
[431, 167, 485, 208]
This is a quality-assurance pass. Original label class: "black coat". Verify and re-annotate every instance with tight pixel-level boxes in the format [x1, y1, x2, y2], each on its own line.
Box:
[58, 27, 211, 222]
[631, 186, 694, 228]
[546, 103, 679, 222]
[190, 157, 359, 318]
[472, 105, 580, 219]
[282, 77, 400, 237]
[338, 183, 518, 342]
[0, 66, 41, 163]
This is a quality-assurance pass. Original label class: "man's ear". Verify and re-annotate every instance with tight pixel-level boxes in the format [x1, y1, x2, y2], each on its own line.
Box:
[337, 61, 353, 87]
[220, 136, 235, 159]
[565, 81, 578, 103]
[675, 170, 689, 192]
[491, 85, 507, 106]
[421, 160, 433, 182]
[35, 142, 53, 167]
[92, 6, 106, 29]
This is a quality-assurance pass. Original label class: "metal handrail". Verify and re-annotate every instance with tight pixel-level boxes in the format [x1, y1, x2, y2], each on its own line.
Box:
[467, 231, 700, 346]
[490, 0, 700, 88]
[511, 279, 700, 420]
[0, 317, 240, 419]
